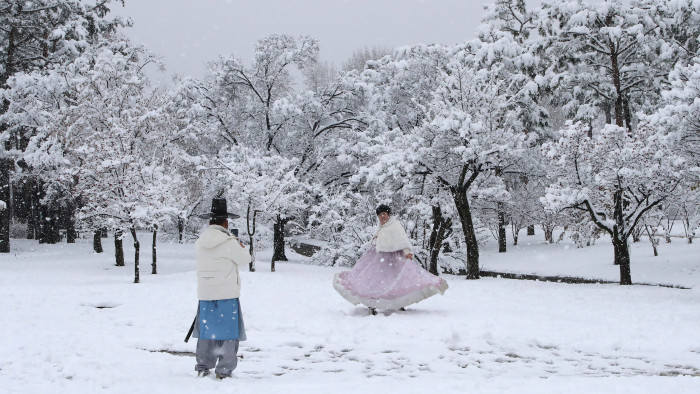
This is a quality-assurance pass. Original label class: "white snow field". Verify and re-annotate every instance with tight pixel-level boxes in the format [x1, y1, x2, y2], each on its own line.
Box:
[1, 231, 699, 394]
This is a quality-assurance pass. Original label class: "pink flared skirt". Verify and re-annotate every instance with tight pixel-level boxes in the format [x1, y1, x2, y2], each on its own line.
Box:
[333, 246, 448, 310]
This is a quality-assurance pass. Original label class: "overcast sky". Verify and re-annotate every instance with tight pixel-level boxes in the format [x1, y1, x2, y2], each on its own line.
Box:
[112, 0, 540, 82]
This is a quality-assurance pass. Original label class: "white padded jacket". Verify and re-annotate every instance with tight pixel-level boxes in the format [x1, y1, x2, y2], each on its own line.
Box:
[195, 225, 252, 300]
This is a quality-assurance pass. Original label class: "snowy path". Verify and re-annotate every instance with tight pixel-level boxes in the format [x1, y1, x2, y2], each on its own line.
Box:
[1, 237, 699, 393]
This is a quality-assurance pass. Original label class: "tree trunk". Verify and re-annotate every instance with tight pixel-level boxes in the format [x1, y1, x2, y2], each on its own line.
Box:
[0, 158, 10, 253]
[527, 225, 535, 236]
[610, 48, 625, 128]
[497, 202, 506, 253]
[644, 225, 658, 257]
[178, 216, 184, 244]
[114, 230, 125, 266]
[542, 224, 554, 244]
[452, 186, 479, 279]
[602, 101, 612, 126]
[684, 219, 694, 244]
[612, 237, 632, 285]
[93, 230, 103, 253]
[65, 200, 77, 244]
[271, 214, 290, 272]
[130, 227, 140, 284]
[248, 238, 255, 271]
[247, 203, 256, 272]
[428, 205, 452, 276]
[611, 188, 632, 285]
[50, 210, 61, 243]
[40, 206, 60, 244]
[631, 225, 641, 243]
[612, 190, 625, 266]
[151, 226, 157, 275]
[26, 181, 39, 240]
[623, 95, 633, 133]
[27, 198, 36, 239]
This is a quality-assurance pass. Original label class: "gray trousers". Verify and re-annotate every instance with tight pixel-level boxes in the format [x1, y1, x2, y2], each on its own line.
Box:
[195, 339, 239, 377]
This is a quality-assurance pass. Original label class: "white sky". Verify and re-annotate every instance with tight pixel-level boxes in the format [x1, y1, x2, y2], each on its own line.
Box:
[112, 0, 541, 82]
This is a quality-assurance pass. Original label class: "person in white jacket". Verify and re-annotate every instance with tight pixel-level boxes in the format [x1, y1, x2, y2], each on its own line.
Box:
[193, 198, 251, 379]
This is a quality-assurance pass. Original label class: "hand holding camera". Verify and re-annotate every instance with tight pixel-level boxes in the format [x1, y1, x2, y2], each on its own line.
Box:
[231, 228, 246, 249]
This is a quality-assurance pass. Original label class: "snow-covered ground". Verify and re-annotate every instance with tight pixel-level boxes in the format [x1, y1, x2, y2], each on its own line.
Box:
[1, 231, 699, 393]
[480, 231, 699, 288]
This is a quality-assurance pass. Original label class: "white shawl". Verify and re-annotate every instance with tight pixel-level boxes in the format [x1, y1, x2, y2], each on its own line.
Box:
[373, 217, 413, 253]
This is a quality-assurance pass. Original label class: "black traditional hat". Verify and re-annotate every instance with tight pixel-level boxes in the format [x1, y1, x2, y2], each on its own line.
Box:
[198, 198, 240, 219]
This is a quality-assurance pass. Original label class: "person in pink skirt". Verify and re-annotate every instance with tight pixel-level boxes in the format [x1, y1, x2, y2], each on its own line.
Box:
[333, 204, 449, 315]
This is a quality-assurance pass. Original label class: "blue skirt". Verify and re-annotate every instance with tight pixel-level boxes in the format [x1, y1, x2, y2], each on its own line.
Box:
[194, 298, 247, 341]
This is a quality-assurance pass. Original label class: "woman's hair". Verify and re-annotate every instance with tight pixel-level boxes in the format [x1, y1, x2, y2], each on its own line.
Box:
[375, 204, 391, 216]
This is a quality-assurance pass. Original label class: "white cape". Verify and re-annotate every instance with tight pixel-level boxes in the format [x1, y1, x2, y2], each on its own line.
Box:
[373, 217, 412, 253]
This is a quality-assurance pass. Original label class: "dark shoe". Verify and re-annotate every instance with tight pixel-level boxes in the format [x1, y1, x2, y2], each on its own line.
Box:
[399, 307, 406, 311]
[197, 370, 211, 377]
[215, 373, 231, 380]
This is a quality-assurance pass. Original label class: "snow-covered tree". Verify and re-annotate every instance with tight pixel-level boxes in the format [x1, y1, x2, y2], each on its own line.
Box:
[502, 169, 545, 245]
[160, 78, 217, 242]
[3, 64, 85, 244]
[672, 188, 700, 244]
[651, 56, 700, 179]
[80, 48, 166, 276]
[411, 43, 535, 278]
[210, 34, 319, 152]
[306, 187, 376, 267]
[537, 0, 677, 131]
[541, 121, 688, 284]
[0, 0, 126, 252]
[3, 34, 175, 281]
[656, 0, 700, 63]
[339, 45, 458, 269]
[645, 51, 700, 245]
[212, 145, 307, 272]
[0, 0, 126, 86]
[342, 46, 392, 73]
[477, 0, 550, 250]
